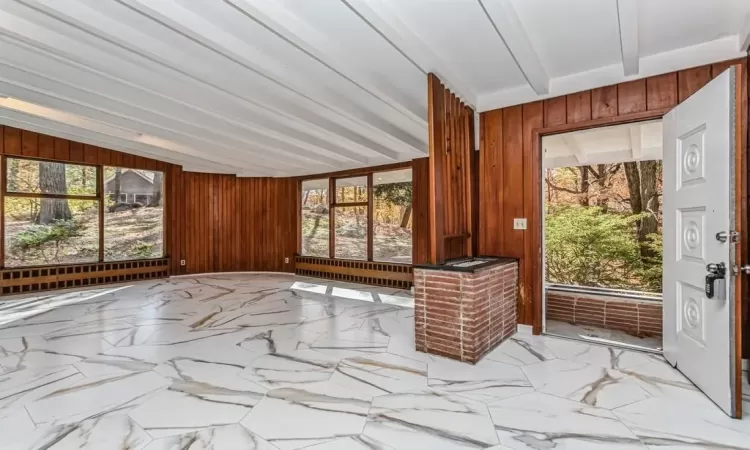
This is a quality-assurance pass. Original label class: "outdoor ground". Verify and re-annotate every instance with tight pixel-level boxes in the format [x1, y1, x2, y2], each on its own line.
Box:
[301, 211, 411, 263]
[4, 207, 164, 267]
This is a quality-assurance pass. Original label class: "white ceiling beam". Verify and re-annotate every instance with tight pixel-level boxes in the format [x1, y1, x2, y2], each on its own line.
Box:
[629, 125, 642, 160]
[616, 0, 639, 76]
[562, 134, 587, 164]
[479, 35, 745, 112]
[5, 0, 411, 162]
[478, 0, 549, 95]
[224, 0, 427, 127]
[0, 77, 324, 172]
[739, 13, 750, 52]
[116, 0, 423, 158]
[0, 45, 361, 171]
[341, 0, 478, 108]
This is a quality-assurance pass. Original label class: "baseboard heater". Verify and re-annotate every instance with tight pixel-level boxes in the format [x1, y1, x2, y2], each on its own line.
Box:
[0, 258, 169, 296]
[295, 255, 412, 290]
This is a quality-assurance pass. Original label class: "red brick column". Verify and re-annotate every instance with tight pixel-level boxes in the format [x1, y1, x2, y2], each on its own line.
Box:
[414, 261, 518, 363]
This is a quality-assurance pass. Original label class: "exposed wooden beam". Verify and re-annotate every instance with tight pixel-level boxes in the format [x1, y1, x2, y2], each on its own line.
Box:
[629, 125, 643, 159]
[562, 134, 587, 164]
[478, 0, 549, 95]
[342, 0, 478, 109]
[616, 0, 639, 76]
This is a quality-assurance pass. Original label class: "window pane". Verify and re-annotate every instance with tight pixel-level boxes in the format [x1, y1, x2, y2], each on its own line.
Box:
[334, 206, 367, 260]
[335, 176, 367, 203]
[5, 197, 99, 267]
[6, 158, 97, 196]
[103, 167, 164, 261]
[373, 169, 412, 263]
[301, 179, 329, 258]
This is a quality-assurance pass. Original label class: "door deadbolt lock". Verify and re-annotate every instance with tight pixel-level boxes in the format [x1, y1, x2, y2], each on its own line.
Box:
[705, 263, 726, 300]
[716, 231, 740, 243]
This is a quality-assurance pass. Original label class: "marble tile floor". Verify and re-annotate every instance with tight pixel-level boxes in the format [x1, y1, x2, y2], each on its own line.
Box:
[0, 273, 748, 449]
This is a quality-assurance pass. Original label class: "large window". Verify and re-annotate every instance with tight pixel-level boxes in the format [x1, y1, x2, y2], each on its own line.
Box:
[103, 167, 164, 261]
[299, 166, 412, 263]
[373, 169, 412, 263]
[301, 179, 329, 258]
[3, 157, 164, 268]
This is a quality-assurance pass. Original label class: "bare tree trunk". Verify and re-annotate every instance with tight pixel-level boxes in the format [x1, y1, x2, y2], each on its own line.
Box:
[7, 158, 18, 191]
[113, 168, 122, 202]
[595, 164, 608, 210]
[148, 172, 163, 207]
[302, 190, 310, 206]
[37, 162, 71, 224]
[639, 160, 660, 245]
[625, 160, 660, 258]
[399, 205, 412, 228]
[578, 166, 590, 206]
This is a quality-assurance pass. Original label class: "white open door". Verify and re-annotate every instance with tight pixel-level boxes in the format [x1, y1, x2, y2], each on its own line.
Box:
[663, 66, 744, 418]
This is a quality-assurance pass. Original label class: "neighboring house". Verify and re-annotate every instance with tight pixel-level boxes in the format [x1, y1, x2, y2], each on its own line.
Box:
[104, 169, 159, 205]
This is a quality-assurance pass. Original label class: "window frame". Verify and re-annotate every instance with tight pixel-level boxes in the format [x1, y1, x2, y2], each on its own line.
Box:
[298, 162, 412, 263]
[1, 155, 166, 269]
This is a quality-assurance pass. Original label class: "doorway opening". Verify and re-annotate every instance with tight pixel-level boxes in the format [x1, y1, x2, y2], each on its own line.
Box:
[542, 119, 663, 352]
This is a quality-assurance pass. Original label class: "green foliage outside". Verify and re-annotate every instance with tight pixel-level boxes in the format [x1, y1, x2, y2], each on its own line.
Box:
[11, 219, 85, 252]
[545, 205, 662, 292]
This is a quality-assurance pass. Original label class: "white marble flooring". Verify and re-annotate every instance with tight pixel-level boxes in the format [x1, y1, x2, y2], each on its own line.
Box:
[0, 274, 748, 449]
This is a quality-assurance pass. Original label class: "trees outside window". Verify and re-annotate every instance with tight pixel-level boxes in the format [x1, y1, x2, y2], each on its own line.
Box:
[299, 166, 412, 263]
[373, 169, 412, 263]
[2, 157, 165, 268]
[544, 159, 662, 293]
[4, 159, 98, 267]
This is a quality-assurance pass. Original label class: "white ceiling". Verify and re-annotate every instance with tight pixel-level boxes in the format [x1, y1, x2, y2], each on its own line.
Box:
[0, 0, 747, 176]
[543, 120, 662, 168]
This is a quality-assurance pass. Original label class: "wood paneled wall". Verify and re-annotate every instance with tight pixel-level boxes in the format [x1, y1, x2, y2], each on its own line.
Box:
[412, 157, 430, 265]
[427, 73, 476, 263]
[480, 58, 749, 326]
[173, 172, 297, 275]
[0, 125, 297, 284]
[1, 126, 173, 172]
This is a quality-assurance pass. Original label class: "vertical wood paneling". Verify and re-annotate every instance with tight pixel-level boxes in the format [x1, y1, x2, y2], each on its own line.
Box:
[53, 138, 69, 160]
[479, 58, 749, 326]
[501, 105, 524, 259]
[21, 130, 38, 157]
[591, 86, 618, 119]
[427, 73, 474, 263]
[412, 157, 430, 265]
[646, 73, 678, 110]
[543, 96, 567, 126]
[678, 65, 712, 102]
[68, 142, 84, 162]
[479, 109, 503, 255]
[38, 135, 54, 160]
[617, 79, 647, 115]
[566, 92, 591, 123]
[521, 101, 544, 326]
[5, 128, 21, 155]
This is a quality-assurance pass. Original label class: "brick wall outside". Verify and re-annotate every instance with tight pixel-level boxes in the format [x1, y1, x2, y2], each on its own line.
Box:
[546, 288, 662, 338]
[414, 261, 518, 363]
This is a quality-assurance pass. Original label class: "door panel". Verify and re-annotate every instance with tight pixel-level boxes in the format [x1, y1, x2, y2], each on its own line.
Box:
[663, 66, 742, 417]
